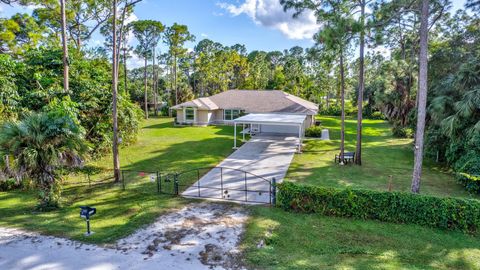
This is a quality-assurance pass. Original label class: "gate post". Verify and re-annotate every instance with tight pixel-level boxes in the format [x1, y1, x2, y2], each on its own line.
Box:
[220, 167, 224, 199]
[244, 172, 248, 202]
[157, 171, 161, 194]
[271, 177, 277, 205]
[197, 169, 201, 197]
[174, 173, 179, 195]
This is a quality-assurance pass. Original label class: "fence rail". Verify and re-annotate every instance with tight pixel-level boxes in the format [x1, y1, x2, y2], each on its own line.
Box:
[63, 167, 276, 205]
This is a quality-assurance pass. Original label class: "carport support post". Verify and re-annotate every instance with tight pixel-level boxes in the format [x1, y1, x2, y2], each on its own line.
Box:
[233, 122, 237, 149]
[298, 124, 302, 152]
[242, 123, 245, 141]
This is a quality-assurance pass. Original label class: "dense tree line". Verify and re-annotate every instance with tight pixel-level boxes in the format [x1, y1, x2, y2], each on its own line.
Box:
[0, 1, 143, 155]
[0, 0, 479, 204]
[127, 38, 337, 110]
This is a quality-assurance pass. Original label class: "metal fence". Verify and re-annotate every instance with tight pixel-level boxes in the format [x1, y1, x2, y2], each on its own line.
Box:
[64, 167, 276, 205]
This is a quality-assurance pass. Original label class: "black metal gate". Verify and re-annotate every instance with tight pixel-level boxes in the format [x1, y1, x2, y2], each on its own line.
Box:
[121, 167, 277, 205]
[156, 172, 178, 195]
[172, 167, 276, 205]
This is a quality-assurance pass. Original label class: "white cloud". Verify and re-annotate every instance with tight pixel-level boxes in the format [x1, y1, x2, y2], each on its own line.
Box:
[217, 0, 319, 40]
[127, 54, 145, 69]
[25, 4, 42, 10]
[200, 33, 208, 38]
[125, 12, 138, 24]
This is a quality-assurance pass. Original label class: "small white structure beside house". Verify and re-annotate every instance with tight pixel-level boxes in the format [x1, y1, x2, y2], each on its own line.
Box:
[171, 90, 319, 140]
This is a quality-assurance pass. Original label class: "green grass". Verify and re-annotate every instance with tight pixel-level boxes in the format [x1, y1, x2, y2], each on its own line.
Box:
[242, 116, 480, 269]
[0, 117, 239, 243]
[287, 116, 474, 199]
[85, 117, 239, 173]
[243, 207, 480, 270]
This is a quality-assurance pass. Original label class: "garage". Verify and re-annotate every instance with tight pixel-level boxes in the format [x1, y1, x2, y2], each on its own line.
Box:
[232, 113, 307, 152]
[259, 124, 299, 134]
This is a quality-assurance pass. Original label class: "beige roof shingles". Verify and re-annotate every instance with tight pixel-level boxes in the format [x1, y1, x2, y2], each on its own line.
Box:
[171, 90, 318, 115]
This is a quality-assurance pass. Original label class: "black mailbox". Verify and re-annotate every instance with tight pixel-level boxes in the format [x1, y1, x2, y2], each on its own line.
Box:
[80, 206, 96, 219]
[79, 206, 96, 236]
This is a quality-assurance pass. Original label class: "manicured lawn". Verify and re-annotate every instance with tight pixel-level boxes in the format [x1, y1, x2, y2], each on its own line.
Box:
[84, 117, 239, 173]
[286, 116, 474, 199]
[0, 117, 238, 243]
[243, 207, 480, 270]
[241, 116, 480, 269]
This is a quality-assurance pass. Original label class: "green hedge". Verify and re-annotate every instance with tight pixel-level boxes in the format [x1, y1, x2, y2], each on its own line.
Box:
[277, 182, 480, 234]
[305, 126, 322, 137]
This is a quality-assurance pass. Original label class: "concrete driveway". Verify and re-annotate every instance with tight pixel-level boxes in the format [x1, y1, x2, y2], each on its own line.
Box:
[182, 134, 299, 204]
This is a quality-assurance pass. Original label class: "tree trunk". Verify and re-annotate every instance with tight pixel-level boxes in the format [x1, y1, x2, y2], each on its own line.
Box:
[152, 48, 158, 116]
[411, 0, 429, 193]
[112, 0, 121, 183]
[60, 0, 69, 94]
[77, 23, 82, 49]
[174, 55, 178, 105]
[339, 50, 346, 164]
[123, 47, 128, 94]
[144, 57, 148, 119]
[355, 1, 366, 166]
[326, 93, 330, 109]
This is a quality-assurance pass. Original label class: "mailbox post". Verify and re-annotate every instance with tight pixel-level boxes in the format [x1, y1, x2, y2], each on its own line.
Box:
[79, 206, 96, 236]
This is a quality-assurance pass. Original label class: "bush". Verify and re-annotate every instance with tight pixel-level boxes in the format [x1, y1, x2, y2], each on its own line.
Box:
[305, 126, 323, 137]
[0, 178, 21, 191]
[456, 173, 480, 194]
[368, 111, 385, 120]
[391, 124, 413, 138]
[277, 182, 480, 234]
[319, 102, 357, 117]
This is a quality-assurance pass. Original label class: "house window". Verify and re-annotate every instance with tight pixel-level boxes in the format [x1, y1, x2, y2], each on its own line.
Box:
[224, 109, 243, 121]
[185, 107, 195, 121]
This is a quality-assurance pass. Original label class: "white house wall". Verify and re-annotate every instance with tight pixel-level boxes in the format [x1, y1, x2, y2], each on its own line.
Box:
[176, 109, 184, 123]
[175, 107, 315, 129]
[196, 110, 210, 125]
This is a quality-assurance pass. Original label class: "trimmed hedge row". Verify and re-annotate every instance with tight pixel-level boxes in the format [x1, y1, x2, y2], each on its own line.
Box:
[277, 182, 480, 234]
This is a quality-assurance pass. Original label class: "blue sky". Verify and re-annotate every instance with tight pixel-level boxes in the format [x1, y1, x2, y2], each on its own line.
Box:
[0, 0, 468, 67]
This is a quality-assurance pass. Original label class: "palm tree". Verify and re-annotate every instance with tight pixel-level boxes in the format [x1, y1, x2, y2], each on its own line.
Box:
[0, 113, 87, 209]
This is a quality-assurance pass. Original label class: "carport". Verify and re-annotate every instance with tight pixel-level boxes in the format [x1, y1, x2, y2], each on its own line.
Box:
[233, 113, 306, 152]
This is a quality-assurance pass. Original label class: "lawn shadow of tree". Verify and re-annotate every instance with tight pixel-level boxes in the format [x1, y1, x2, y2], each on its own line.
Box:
[244, 207, 480, 270]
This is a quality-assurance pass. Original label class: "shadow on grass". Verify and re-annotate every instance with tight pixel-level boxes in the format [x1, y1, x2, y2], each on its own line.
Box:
[243, 206, 480, 270]
[121, 136, 235, 173]
[0, 119, 238, 244]
[288, 116, 475, 199]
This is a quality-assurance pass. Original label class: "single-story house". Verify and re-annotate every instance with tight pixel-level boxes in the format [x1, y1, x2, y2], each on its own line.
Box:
[171, 90, 318, 140]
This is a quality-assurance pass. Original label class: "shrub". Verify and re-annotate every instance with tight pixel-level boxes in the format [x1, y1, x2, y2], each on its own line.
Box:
[456, 173, 480, 194]
[277, 182, 480, 234]
[368, 111, 385, 120]
[305, 126, 323, 138]
[319, 102, 357, 116]
[0, 178, 21, 191]
[391, 124, 413, 138]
